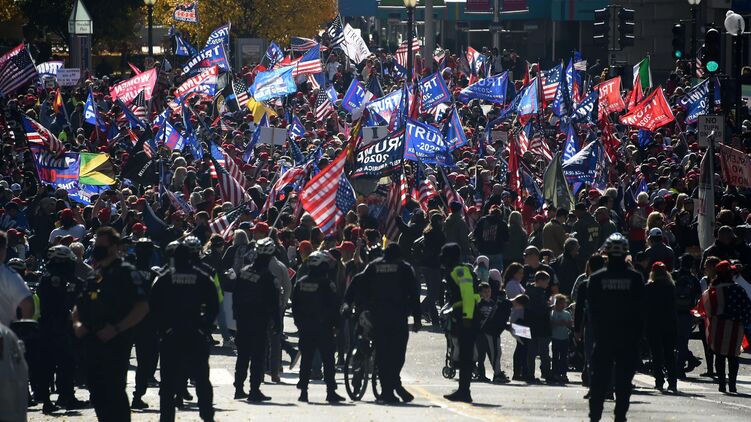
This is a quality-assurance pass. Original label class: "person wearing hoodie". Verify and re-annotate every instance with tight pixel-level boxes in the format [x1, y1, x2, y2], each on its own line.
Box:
[473, 205, 509, 272]
[444, 201, 473, 260]
[553, 238, 582, 296]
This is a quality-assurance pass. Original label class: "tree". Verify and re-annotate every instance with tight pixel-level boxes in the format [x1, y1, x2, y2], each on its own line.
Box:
[153, 0, 335, 47]
[0, 0, 22, 22]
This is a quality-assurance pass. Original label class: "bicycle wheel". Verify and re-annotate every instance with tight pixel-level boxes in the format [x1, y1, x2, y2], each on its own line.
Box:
[344, 345, 369, 401]
[370, 353, 382, 400]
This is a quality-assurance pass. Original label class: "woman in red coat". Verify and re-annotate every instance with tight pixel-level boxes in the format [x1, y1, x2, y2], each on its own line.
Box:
[695, 260, 751, 393]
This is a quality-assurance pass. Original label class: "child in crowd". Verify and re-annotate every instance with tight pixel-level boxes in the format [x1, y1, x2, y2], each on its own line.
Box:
[510, 294, 530, 381]
[550, 294, 573, 383]
[475, 282, 512, 383]
[503, 263, 526, 299]
[475, 255, 490, 284]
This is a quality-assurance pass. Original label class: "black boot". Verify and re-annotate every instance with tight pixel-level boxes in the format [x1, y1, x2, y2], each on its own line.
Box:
[247, 390, 271, 402]
[298, 389, 308, 402]
[443, 390, 472, 403]
[234, 388, 248, 399]
[131, 395, 149, 409]
[395, 386, 414, 403]
[326, 390, 345, 403]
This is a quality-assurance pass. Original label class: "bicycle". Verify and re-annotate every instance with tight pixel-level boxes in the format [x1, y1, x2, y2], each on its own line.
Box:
[343, 310, 382, 401]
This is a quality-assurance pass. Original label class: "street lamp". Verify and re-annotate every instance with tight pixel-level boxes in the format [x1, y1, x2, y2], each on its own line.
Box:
[404, 0, 417, 83]
[144, 0, 156, 57]
[687, 0, 701, 80]
[725, 10, 746, 128]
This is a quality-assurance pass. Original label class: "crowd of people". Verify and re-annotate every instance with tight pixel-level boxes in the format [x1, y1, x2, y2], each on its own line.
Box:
[1, 18, 751, 422]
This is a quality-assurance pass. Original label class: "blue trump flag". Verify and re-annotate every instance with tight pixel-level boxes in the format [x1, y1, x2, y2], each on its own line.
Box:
[442, 106, 468, 150]
[156, 120, 186, 151]
[288, 115, 305, 139]
[366, 88, 403, 125]
[84, 90, 105, 127]
[404, 119, 452, 165]
[563, 123, 580, 162]
[456, 72, 509, 104]
[264, 42, 284, 69]
[250, 66, 297, 102]
[418, 72, 451, 110]
[562, 140, 600, 183]
[678, 78, 722, 124]
[182, 43, 230, 75]
[573, 90, 598, 123]
[204, 23, 230, 48]
[342, 79, 367, 113]
[175, 33, 198, 57]
[244, 113, 268, 162]
[515, 78, 539, 117]
[366, 74, 384, 98]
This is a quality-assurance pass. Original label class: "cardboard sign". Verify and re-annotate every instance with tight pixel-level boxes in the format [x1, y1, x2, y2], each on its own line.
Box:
[719, 144, 751, 188]
[361, 125, 389, 145]
[697, 114, 724, 147]
[56, 68, 81, 86]
[258, 127, 288, 145]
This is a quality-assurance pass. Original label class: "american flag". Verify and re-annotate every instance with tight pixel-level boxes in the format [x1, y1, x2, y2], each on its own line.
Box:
[517, 126, 530, 155]
[694, 283, 751, 356]
[434, 46, 446, 68]
[327, 14, 346, 49]
[382, 180, 401, 242]
[315, 89, 335, 121]
[212, 155, 250, 206]
[529, 136, 553, 161]
[293, 44, 323, 77]
[21, 115, 63, 154]
[130, 90, 148, 121]
[696, 47, 705, 78]
[399, 172, 410, 206]
[439, 166, 467, 214]
[542, 64, 562, 102]
[232, 78, 249, 109]
[291, 37, 319, 52]
[208, 205, 244, 236]
[260, 164, 308, 213]
[395, 38, 421, 68]
[223, 152, 250, 189]
[300, 149, 355, 236]
[0, 45, 37, 96]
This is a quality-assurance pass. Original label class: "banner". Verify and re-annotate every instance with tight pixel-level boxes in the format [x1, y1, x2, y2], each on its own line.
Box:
[419, 72, 451, 110]
[572, 90, 598, 123]
[204, 23, 230, 48]
[618, 87, 675, 131]
[56, 68, 81, 86]
[543, 151, 575, 211]
[249, 66, 297, 102]
[366, 88, 403, 124]
[351, 129, 405, 178]
[109, 68, 158, 104]
[456, 71, 509, 103]
[38, 153, 80, 190]
[182, 43, 230, 75]
[174, 2, 199, 23]
[718, 144, 751, 188]
[341, 79, 367, 113]
[404, 119, 451, 165]
[156, 121, 186, 151]
[678, 78, 721, 124]
[341, 24, 371, 64]
[173, 65, 218, 101]
[596, 76, 625, 120]
[562, 141, 600, 183]
[36, 61, 63, 78]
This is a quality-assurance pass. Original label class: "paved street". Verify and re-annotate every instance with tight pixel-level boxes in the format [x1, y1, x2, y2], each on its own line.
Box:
[28, 309, 751, 422]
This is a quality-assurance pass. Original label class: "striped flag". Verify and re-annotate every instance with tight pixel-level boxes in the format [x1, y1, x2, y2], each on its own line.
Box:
[399, 172, 410, 206]
[231, 77, 250, 109]
[208, 205, 244, 235]
[517, 126, 530, 155]
[395, 38, 421, 68]
[315, 89, 335, 121]
[383, 181, 401, 242]
[0, 45, 37, 96]
[261, 165, 308, 214]
[293, 44, 323, 77]
[327, 14, 346, 49]
[542, 64, 562, 102]
[291, 37, 319, 52]
[21, 115, 63, 154]
[223, 152, 249, 189]
[130, 90, 147, 121]
[696, 47, 705, 78]
[439, 165, 467, 214]
[211, 155, 250, 206]
[300, 149, 355, 236]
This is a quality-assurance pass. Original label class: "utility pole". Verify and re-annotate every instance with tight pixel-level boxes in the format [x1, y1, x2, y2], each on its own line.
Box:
[425, 0, 435, 72]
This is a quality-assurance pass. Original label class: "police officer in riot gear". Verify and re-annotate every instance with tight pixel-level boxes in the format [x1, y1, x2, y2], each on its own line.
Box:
[441, 242, 479, 403]
[587, 233, 644, 422]
[72, 227, 149, 422]
[36, 245, 87, 413]
[233, 237, 281, 402]
[348, 243, 421, 403]
[131, 238, 161, 410]
[292, 251, 345, 403]
[150, 242, 219, 422]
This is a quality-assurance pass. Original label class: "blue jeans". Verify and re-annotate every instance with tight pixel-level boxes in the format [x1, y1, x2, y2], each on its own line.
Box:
[487, 253, 504, 274]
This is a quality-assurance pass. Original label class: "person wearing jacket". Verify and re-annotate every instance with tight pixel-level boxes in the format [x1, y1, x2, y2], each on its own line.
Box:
[444, 202, 472, 260]
[473, 205, 509, 273]
[413, 212, 446, 327]
[475, 282, 512, 383]
[543, 208, 569, 257]
[644, 262, 678, 392]
[396, 210, 426, 265]
[553, 238, 582, 296]
[505, 211, 528, 266]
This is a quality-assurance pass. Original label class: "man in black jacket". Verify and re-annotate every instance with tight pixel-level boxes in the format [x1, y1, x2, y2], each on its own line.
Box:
[473, 205, 509, 273]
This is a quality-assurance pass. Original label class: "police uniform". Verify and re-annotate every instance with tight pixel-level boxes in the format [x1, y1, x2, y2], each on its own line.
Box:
[445, 264, 480, 398]
[232, 260, 280, 397]
[76, 258, 147, 422]
[353, 256, 421, 399]
[150, 265, 218, 422]
[35, 268, 83, 406]
[291, 272, 340, 395]
[132, 266, 159, 404]
[586, 263, 644, 422]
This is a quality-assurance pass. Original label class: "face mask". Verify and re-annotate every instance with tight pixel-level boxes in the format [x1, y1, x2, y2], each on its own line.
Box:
[92, 245, 110, 261]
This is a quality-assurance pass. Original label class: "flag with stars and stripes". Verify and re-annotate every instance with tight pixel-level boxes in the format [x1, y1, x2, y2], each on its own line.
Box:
[395, 38, 421, 69]
[291, 37, 319, 52]
[399, 172, 410, 206]
[315, 89, 335, 121]
[231, 77, 250, 109]
[293, 44, 323, 77]
[327, 14, 345, 49]
[300, 149, 355, 236]
[382, 180, 402, 242]
[129, 90, 148, 121]
[211, 154, 250, 206]
[208, 204, 244, 235]
[542, 64, 562, 103]
[261, 164, 308, 214]
[0, 45, 37, 96]
[21, 115, 63, 154]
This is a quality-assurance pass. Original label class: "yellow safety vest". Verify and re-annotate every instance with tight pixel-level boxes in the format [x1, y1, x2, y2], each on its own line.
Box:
[450, 265, 480, 320]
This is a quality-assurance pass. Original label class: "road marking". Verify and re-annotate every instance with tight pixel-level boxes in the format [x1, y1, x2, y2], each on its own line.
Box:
[633, 374, 707, 391]
[409, 385, 524, 422]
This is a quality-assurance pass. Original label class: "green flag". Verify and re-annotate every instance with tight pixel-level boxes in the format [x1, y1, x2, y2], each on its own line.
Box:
[633, 56, 652, 91]
[543, 151, 575, 211]
[79, 152, 116, 185]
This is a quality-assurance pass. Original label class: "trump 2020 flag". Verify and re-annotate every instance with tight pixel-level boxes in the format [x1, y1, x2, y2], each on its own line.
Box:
[288, 115, 305, 139]
[419, 72, 451, 110]
[456, 72, 510, 104]
[205, 23, 230, 48]
[573, 89, 598, 123]
[516, 78, 539, 117]
[175, 33, 198, 57]
[182, 43, 230, 75]
[562, 140, 600, 184]
[562, 123, 579, 161]
[84, 90, 105, 127]
[341, 79, 368, 113]
[249, 66, 297, 102]
[442, 106, 468, 150]
[405, 119, 452, 165]
[679, 78, 721, 124]
[156, 120, 186, 151]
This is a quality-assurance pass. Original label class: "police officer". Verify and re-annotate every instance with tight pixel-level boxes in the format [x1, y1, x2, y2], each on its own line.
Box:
[587, 233, 644, 422]
[349, 243, 421, 403]
[150, 242, 219, 422]
[233, 237, 281, 402]
[35, 245, 87, 413]
[131, 238, 161, 410]
[292, 251, 345, 403]
[441, 242, 479, 403]
[72, 227, 149, 422]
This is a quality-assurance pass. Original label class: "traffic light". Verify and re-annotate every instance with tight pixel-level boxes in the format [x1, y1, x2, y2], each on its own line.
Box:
[593, 8, 610, 46]
[702, 28, 721, 73]
[672, 23, 685, 59]
[618, 7, 635, 48]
